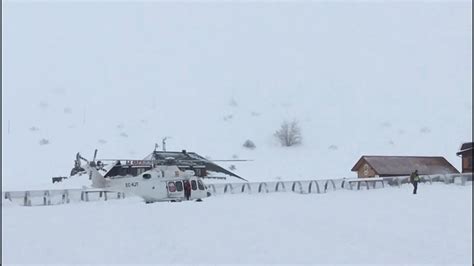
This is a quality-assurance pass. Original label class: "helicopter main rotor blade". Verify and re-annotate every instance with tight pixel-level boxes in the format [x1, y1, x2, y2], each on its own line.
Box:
[77, 153, 89, 163]
[208, 159, 253, 162]
[93, 149, 98, 162]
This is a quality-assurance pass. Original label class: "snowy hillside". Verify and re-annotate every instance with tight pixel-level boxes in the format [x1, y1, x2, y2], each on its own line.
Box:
[2, 2, 472, 190]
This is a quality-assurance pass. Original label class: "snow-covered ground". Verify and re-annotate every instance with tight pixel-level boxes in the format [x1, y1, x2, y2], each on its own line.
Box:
[2, 183, 472, 264]
[2, 2, 472, 265]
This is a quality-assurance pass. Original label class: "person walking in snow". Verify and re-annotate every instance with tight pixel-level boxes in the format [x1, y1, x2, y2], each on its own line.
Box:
[410, 170, 421, 194]
[184, 180, 192, 200]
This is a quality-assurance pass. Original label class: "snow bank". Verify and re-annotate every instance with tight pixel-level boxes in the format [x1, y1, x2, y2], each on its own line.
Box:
[2, 183, 471, 264]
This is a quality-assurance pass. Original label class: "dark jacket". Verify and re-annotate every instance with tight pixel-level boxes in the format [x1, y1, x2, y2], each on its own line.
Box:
[410, 172, 420, 183]
[184, 182, 191, 192]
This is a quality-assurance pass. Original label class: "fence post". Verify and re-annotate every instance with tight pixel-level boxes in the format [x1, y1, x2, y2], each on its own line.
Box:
[308, 180, 320, 194]
[395, 177, 401, 188]
[425, 175, 433, 185]
[324, 179, 337, 193]
[43, 191, 51, 206]
[275, 182, 286, 192]
[324, 180, 336, 192]
[208, 184, 216, 194]
[443, 175, 452, 184]
[224, 184, 233, 194]
[62, 190, 70, 204]
[241, 183, 251, 193]
[104, 191, 108, 201]
[291, 181, 303, 194]
[24, 191, 31, 206]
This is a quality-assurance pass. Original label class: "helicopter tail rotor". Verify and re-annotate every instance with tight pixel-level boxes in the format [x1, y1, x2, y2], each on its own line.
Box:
[89, 149, 98, 167]
[77, 149, 107, 187]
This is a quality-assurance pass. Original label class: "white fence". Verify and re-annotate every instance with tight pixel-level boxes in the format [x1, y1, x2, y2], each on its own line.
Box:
[2, 189, 126, 207]
[206, 173, 473, 196]
[2, 173, 472, 206]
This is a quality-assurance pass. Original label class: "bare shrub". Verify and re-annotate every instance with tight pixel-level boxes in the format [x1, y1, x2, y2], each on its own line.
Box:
[250, 112, 260, 117]
[328, 145, 338, 151]
[39, 101, 49, 109]
[39, 138, 50, 145]
[223, 114, 233, 121]
[229, 165, 236, 171]
[380, 121, 391, 128]
[243, 139, 256, 149]
[274, 120, 302, 147]
[420, 127, 431, 133]
[29, 126, 39, 132]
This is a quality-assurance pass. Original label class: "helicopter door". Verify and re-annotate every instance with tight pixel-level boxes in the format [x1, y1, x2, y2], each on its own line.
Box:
[167, 181, 184, 198]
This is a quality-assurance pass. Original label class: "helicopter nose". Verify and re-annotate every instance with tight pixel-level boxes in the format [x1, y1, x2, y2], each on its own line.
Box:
[207, 192, 211, 197]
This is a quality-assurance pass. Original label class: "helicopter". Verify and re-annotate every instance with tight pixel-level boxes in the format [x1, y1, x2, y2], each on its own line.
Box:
[78, 150, 212, 203]
[71, 143, 250, 203]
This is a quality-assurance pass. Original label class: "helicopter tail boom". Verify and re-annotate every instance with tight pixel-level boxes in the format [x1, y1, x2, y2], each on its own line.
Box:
[86, 164, 107, 188]
[78, 150, 107, 188]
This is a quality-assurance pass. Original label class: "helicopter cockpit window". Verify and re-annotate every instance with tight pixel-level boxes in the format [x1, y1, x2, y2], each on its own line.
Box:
[142, 174, 151, 179]
[119, 167, 129, 176]
[197, 180, 204, 190]
[168, 182, 176, 192]
[175, 181, 183, 191]
[191, 180, 197, 190]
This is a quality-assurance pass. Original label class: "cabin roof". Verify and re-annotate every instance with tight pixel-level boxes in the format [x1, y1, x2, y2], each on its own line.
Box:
[351, 156, 459, 175]
[456, 142, 473, 156]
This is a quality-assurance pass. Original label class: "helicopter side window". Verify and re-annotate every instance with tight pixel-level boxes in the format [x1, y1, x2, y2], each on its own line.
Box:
[191, 180, 197, 190]
[175, 181, 183, 192]
[119, 167, 129, 176]
[197, 180, 205, 190]
[168, 182, 176, 192]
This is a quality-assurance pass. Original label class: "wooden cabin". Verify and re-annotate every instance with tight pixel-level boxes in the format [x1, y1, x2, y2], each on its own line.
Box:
[351, 156, 459, 178]
[456, 142, 473, 173]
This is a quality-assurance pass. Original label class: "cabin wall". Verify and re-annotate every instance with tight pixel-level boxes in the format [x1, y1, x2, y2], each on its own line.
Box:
[461, 151, 473, 173]
[357, 162, 377, 178]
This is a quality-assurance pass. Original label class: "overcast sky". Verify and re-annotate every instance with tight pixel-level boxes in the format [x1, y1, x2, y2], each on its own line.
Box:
[3, 1, 471, 117]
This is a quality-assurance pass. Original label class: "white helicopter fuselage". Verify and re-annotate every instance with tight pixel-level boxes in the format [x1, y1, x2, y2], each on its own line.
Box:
[87, 164, 211, 203]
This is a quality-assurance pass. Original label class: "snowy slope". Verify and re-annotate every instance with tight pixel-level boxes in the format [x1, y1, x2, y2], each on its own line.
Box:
[2, 183, 472, 264]
[2, 2, 472, 190]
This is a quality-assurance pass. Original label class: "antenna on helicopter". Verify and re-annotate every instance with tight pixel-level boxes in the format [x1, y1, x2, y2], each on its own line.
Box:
[162, 137, 171, 151]
[154, 143, 159, 152]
